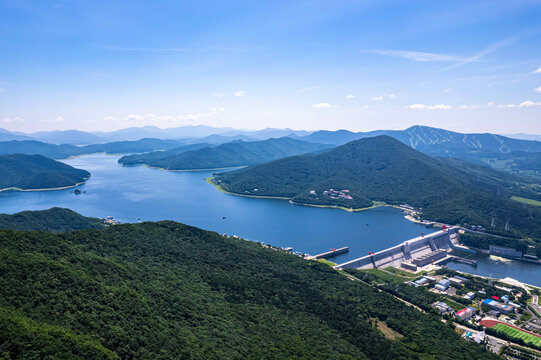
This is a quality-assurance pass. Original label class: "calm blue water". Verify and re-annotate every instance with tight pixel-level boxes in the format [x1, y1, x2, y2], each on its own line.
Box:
[0, 153, 435, 264]
[1, 154, 539, 285]
[447, 254, 541, 287]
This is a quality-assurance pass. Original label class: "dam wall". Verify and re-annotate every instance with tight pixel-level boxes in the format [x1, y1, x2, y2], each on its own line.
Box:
[335, 227, 459, 270]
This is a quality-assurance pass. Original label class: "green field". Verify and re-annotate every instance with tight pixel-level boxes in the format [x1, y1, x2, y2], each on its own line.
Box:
[493, 323, 541, 347]
[511, 196, 541, 207]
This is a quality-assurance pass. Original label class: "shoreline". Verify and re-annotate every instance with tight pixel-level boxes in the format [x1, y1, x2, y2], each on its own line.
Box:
[0, 180, 86, 193]
[207, 177, 401, 212]
[129, 163, 245, 173]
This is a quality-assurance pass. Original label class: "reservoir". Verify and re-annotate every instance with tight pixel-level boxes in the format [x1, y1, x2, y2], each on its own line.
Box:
[0, 153, 538, 285]
[0, 153, 433, 264]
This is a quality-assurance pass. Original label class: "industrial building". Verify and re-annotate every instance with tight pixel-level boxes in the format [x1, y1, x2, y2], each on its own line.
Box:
[489, 245, 523, 259]
[482, 299, 513, 315]
[434, 279, 450, 291]
[463, 292, 476, 300]
[412, 249, 447, 267]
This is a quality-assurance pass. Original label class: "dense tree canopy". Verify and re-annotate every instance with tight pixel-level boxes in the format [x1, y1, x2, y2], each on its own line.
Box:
[0, 154, 89, 190]
[0, 220, 497, 359]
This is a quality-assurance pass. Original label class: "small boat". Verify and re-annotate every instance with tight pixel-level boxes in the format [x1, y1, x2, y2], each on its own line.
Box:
[222, 216, 226, 219]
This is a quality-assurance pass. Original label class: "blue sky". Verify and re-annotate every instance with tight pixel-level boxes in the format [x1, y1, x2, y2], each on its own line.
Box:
[1, 0, 541, 133]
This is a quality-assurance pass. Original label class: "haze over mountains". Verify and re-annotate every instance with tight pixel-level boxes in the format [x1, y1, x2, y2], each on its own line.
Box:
[119, 137, 333, 170]
[1, 124, 539, 176]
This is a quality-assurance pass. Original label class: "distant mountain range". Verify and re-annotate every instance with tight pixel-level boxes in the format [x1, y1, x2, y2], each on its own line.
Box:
[216, 136, 541, 238]
[0, 126, 311, 145]
[298, 125, 541, 177]
[0, 154, 90, 190]
[0, 138, 186, 159]
[119, 137, 333, 170]
[299, 125, 541, 155]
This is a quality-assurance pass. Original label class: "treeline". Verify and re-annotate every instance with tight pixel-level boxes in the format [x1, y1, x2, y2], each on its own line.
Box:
[0, 154, 89, 190]
[0, 207, 105, 233]
[0, 220, 498, 359]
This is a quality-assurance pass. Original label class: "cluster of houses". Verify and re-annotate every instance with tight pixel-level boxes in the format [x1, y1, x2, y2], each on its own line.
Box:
[321, 189, 353, 200]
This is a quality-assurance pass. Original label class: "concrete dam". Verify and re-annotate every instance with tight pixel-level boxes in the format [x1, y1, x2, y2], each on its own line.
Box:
[335, 227, 459, 270]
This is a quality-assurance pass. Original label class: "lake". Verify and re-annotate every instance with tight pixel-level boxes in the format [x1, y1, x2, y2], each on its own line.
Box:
[0, 153, 539, 284]
[0, 153, 435, 264]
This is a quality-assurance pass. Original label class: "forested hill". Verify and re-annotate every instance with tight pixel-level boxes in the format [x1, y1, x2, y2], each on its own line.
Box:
[0, 219, 497, 359]
[118, 137, 333, 170]
[0, 138, 184, 159]
[0, 154, 90, 190]
[300, 125, 541, 176]
[216, 136, 541, 238]
[0, 207, 105, 233]
[302, 125, 541, 155]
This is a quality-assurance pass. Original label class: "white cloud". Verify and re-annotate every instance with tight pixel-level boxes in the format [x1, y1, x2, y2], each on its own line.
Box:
[388, 94, 396, 98]
[40, 116, 65, 124]
[518, 100, 541, 108]
[109, 108, 227, 128]
[497, 104, 516, 109]
[371, 96, 383, 101]
[364, 49, 463, 62]
[441, 37, 515, 71]
[406, 104, 452, 110]
[458, 105, 479, 109]
[346, 94, 355, 99]
[443, 88, 452, 93]
[487, 101, 495, 108]
[233, 90, 245, 97]
[312, 103, 336, 109]
[1, 116, 24, 123]
[532, 66, 541, 74]
[212, 92, 227, 98]
[534, 86, 541, 93]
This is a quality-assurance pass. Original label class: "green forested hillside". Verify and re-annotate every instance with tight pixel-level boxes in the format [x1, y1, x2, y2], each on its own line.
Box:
[0, 138, 185, 159]
[117, 142, 213, 166]
[216, 136, 541, 238]
[0, 220, 497, 359]
[0, 207, 105, 233]
[0, 154, 90, 190]
[118, 137, 333, 170]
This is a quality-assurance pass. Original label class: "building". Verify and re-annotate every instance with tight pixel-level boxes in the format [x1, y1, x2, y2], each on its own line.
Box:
[412, 249, 447, 267]
[449, 277, 464, 285]
[483, 299, 513, 315]
[435, 279, 450, 291]
[464, 292, 476, 300]
[489, 245, 523, 259]
[470, 331, 486, 344]
[401, 262, 417, 271]
[434, 302, 453, 314]
[455, 307, 476, 320]
[414, 277, 429, 286]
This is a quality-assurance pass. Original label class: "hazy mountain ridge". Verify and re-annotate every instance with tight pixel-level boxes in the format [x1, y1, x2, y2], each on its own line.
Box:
[119, 137, 334, 170]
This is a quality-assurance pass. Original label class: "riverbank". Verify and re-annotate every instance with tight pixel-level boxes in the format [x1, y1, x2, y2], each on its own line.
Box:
[207, 177, 389, 211]
[0, 180, 87, 193]
[124, 163, 245, 172]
